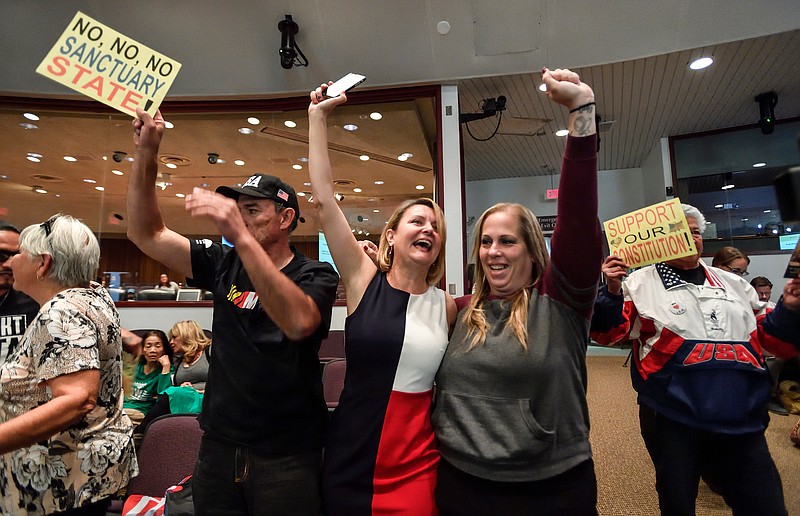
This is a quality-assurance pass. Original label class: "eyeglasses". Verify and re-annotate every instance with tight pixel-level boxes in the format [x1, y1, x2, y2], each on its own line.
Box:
[724, 266, 749, 277]
[0, 250, 19, 262]
[40, 215, 60, 237]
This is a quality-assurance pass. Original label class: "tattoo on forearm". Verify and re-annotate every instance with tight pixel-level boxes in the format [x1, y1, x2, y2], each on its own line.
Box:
[573, 114, 593, 136]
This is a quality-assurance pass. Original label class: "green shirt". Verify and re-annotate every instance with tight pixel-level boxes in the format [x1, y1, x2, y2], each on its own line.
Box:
[123, 361, 174, 413]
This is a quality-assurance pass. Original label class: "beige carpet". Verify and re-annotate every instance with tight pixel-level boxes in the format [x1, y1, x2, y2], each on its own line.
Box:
[587, 355, 800, 516]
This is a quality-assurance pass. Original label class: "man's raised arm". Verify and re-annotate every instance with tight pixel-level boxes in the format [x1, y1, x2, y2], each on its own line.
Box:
[126, 108, 192, 277]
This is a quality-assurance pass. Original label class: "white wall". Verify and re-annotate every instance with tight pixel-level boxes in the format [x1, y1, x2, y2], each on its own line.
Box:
[119, 304, 348, 333]
[641, 138, 672, 205]
[464, 167, 644, 258]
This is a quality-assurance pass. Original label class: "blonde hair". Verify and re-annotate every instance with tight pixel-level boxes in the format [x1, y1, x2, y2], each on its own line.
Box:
[462, 203, 549, 351]
[375, 198, 447, 286]
[169, 320, 211, 364]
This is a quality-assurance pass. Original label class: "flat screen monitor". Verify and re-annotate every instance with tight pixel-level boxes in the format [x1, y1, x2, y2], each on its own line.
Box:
[176, 289, 203, 301]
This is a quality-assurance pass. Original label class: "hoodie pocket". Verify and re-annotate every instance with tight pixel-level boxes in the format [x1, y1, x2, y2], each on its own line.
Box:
[433, 390, 555, 466]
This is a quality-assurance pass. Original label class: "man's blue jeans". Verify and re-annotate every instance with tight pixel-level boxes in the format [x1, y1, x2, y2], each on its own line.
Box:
[192, 435, 322, 515]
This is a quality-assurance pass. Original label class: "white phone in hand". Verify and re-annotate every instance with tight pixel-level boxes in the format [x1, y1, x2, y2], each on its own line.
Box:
[325, 73, 366, 98]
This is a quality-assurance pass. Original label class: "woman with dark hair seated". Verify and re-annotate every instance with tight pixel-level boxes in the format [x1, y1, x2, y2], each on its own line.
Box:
[135, 321, 211, 434]
[123, 329, 174, 425]
[0, 214, 137, 514]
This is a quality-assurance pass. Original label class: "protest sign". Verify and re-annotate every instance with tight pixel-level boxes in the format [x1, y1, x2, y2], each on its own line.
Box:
[603, 198, 697, 268]
[36, 12, 181, 117]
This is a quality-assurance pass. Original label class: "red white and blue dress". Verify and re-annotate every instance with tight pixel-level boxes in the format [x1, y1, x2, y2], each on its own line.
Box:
[322, 270, 449, 515]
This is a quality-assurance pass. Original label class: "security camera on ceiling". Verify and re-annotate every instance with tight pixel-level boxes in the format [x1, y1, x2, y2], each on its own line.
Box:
[112, 151, 127, 162]
[278, 15, 308, 69]
[755, 91, 778, 135]
[207, 153, 219, 164]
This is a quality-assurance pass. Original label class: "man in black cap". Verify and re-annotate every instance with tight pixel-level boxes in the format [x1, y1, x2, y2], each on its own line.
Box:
[0, 221, 39, 365]
[127, 109, 339, 516]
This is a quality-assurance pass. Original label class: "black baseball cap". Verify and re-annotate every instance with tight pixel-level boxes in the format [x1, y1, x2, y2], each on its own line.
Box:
[216, 174, 303, 229]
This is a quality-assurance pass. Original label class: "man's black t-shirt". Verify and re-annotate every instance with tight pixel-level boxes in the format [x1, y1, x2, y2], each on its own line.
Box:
[190, 239, 339, 454]
[0, 289, 39, 364]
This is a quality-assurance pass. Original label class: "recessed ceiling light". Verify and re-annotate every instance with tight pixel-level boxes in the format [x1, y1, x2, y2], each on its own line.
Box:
[369, 112, 382, 120]
[176, 193, 186, 198]
[102, 156, 108, 161]
[26, 156, 41, 163]
[374, 180, 384, 185]
[786, 227, 792, 232]
[353, 187, 363, 193]
[538, 83, 547, 92]
[415, 185, 425, 190]
[125, 157, 134, 162]
[284, 120, 297, 128]
[34, 187, 47, 194]
[373, 209, 379, 213]
[234, 160, 245, 166]
[763, 210, 771, 213]
[772, 229, 779, 234]
[28, 153, 42, 158]
[689, 57, 713, 70]
[95, 186, 105, 191]
[239, 127, 254, 135]
[164, 121, 174, 129]
[359, 155, 370, 161]
[397, 155, 408, 161]
[23, 112, 39, 121]
[753, 162, 766, 168]
[292, 164, 302, 170]
[0, 175, 8, 180]
[555, 129, 569, 137]
[304, 182, 311, 186]
[344, 124, 358, 131]
[297, 192, 306, 197]
[20, 123, 38, 130]
[63, 156, 77, 162]
[741, 218, 748, 222]
[298, 157, 309, 163]
[361, 217, 369, 221]
[721, 184, 735, 190]
[83, 179, 96, 184]
[714, 204, 724, 208]
[247, 117, 260, 125]
[112, 169, 124, 176]
[165, 163, 177, 169]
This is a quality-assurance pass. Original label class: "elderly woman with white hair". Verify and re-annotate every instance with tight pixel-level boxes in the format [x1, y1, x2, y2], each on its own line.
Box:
[592, 203, 800, 515]
[0, 214, 137, 515]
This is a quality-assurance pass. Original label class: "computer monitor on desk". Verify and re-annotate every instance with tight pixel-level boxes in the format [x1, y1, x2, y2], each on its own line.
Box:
[176, 289, 203, 301]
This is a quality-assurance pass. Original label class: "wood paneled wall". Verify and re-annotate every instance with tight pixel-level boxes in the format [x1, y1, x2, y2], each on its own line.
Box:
[99, 237, 319, 287]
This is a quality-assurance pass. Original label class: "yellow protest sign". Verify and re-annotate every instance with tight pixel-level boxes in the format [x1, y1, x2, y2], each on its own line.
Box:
[603, 198, 697, 268]
[36, 12, 181, 117]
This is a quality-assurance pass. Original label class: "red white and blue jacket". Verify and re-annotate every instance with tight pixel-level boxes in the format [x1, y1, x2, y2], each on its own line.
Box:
[591, 262, 800, 434]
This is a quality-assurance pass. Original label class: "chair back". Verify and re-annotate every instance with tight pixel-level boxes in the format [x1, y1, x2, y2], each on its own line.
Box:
[322, 358, 347, 410]
[126, 413, 203, 498]
[319, 331, 345, 362]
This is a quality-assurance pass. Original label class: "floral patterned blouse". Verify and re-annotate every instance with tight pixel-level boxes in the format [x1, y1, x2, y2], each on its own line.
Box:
[0, 284, 138, 514]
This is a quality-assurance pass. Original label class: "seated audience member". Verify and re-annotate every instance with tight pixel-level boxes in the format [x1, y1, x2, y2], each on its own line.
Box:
[123, 329, 175, 425]
[155, 273, 180, 292]
[751, 276, 775, 308]
[592, 204, 800, 515]
[711, 245, 750, 277]
[135, 320, 212, 434]
[0, 214, 136, 513]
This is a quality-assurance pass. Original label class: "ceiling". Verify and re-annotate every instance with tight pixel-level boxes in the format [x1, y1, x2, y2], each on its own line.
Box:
[458, 29, 800, 181]
[1, 26, 799, 237]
